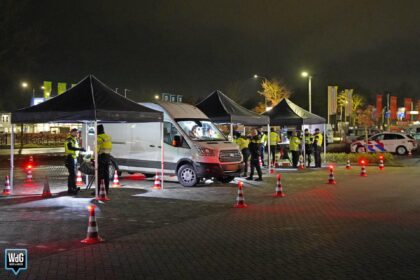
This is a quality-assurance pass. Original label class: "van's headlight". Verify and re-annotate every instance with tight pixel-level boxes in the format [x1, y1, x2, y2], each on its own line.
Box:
[196, 146, 215, 156]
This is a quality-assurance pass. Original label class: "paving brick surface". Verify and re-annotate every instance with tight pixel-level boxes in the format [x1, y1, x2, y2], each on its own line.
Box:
[1, 165, 420, 279]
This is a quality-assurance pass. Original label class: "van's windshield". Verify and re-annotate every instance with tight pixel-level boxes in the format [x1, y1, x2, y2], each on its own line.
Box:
[177, 120, 226, 141]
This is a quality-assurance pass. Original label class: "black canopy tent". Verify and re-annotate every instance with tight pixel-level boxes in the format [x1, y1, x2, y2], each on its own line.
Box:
[196, 90, 270, 126]
[196, 90, 276, 168]
[263, 98, 327, 164]
[263, 98, 326, 126]
[10, 75, 164, 195]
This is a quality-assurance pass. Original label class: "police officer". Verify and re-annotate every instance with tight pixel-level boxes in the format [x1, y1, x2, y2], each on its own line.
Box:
[269, 128, 281, 165]
[64, 128, 85, 194]
[97, 124, 113, 194]
[246, 129, 263, 181]
[289, 131, 301, 168]
[234, 132, 250, 177]
[313, 128, 323, 168]
[304, 128, 314, 167]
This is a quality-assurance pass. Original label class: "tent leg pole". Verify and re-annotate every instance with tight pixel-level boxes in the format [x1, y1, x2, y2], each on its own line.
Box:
[230, 123, 233, 141]
[267, 124, 271, 170]
[323, 124, 327, 166]
[94, 121, 98, 198]
[84, 123, 88, 184]
[10, 124, 15, 192]
[160, 122, 164, 190]
[302, 126, 306, 167]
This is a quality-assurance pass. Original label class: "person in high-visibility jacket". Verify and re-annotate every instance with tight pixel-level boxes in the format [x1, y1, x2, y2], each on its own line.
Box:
[304, 128, 314, 167]
[246, 129, 263, 181]
[97, 124, 113, 194]
[234, 132, 250, 177]
[64, 128, 85, 194]
[269, 128, 281, 165]
[289, 131, 301, 168]
[313, 128, 323, 168]
[259, 131, 267, 166]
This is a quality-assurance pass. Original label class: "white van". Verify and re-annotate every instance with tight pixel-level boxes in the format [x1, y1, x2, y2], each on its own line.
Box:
[99, 102, 243, 187]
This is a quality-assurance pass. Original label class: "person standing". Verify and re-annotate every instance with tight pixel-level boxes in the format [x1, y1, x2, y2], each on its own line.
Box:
[289, 131, 301, 168]
[259, 130, 267, 166]
[313, 128, 323, 168]
[246, 129, 263, 181]
[304, 128, 314, 167]
[234, 132, 250, 177]
[64, 128, 85, 194]
[269, 128, 280, 165]
[97, 124, 113, 194]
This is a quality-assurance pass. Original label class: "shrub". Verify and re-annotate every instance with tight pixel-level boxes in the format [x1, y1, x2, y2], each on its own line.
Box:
[322, 152, 394, 165]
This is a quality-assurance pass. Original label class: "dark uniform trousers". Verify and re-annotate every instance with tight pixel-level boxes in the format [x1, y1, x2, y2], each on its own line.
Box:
[99, 153, 111, 193]
[314, 145, 322, 167]
[65, 155, 77, 193]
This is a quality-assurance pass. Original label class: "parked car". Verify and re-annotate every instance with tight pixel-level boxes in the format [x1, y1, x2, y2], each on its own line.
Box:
[350, 132, 417, 155]
[345, 134, 372, 144]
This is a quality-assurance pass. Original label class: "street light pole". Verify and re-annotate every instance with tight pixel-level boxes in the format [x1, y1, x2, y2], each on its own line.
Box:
[301, 72, 312, 113]
[124, 89, 131, 98]
[253, 74, 270, 111]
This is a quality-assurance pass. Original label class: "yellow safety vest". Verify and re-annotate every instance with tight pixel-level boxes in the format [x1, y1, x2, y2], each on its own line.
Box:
[260, 133, 267, 145]
[304, 133, 314, 145]
[289, 136, 301, 151]
[97, 133, 112, 154]
[269, 131, 280, 145]
[64, 136, 79, 159]
[235, 137, 250, 150]
[314, 133, 323, 147]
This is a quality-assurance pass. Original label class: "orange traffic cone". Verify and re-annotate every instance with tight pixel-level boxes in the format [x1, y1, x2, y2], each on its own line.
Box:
[269, 164, 275, 174]
[360, 165, 367, 177]
[42, 176, 52, 198]
[298, 155, 305, 170]
[112, 170, 121, 188]
[76, 171, 84, 186]
[96, 180, 110, 201]
[346, 159, 352, 169]
[327, 167, 336, 184]
[3, 175, 11, 195]
[81, 205, 104, 244]
[378, 159, 384, 170]
[153, 171, 161, 189]
[234, 181, 247, 208]
[273, 174, 285, 197]
[274, 161, 280, 168]
[408, 149, 412, 156]
[25, 168, 33, 183]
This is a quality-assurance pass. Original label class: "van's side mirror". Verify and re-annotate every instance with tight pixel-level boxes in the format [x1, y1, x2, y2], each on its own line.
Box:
[172, 135, 181, 147]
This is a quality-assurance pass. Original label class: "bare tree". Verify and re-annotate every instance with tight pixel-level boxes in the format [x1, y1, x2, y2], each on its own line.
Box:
[253, 79, 291, 113]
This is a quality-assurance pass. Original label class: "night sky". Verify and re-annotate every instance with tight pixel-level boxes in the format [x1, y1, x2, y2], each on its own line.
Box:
[2, 0, 420, 114]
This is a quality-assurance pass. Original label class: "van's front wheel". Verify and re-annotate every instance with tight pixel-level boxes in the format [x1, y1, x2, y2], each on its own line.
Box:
[178, 164, 198, 187]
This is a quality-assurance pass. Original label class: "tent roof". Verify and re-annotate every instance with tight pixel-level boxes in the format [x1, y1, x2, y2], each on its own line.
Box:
[11, 75, 163, 123]
[196, 90, 269, 125]
[263, 98, 325, 125]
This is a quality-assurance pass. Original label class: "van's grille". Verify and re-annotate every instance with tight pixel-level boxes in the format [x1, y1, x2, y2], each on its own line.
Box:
[219, 150, 242, 162]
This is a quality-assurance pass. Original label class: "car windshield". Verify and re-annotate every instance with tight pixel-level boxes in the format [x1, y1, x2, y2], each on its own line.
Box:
[177, 120, 226, 141]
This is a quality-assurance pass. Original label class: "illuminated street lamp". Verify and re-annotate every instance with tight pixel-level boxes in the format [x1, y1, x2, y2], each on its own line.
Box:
[301, 71, 312, 113]
[154, 94, 160, 100]
[21, 81, 35, 97]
